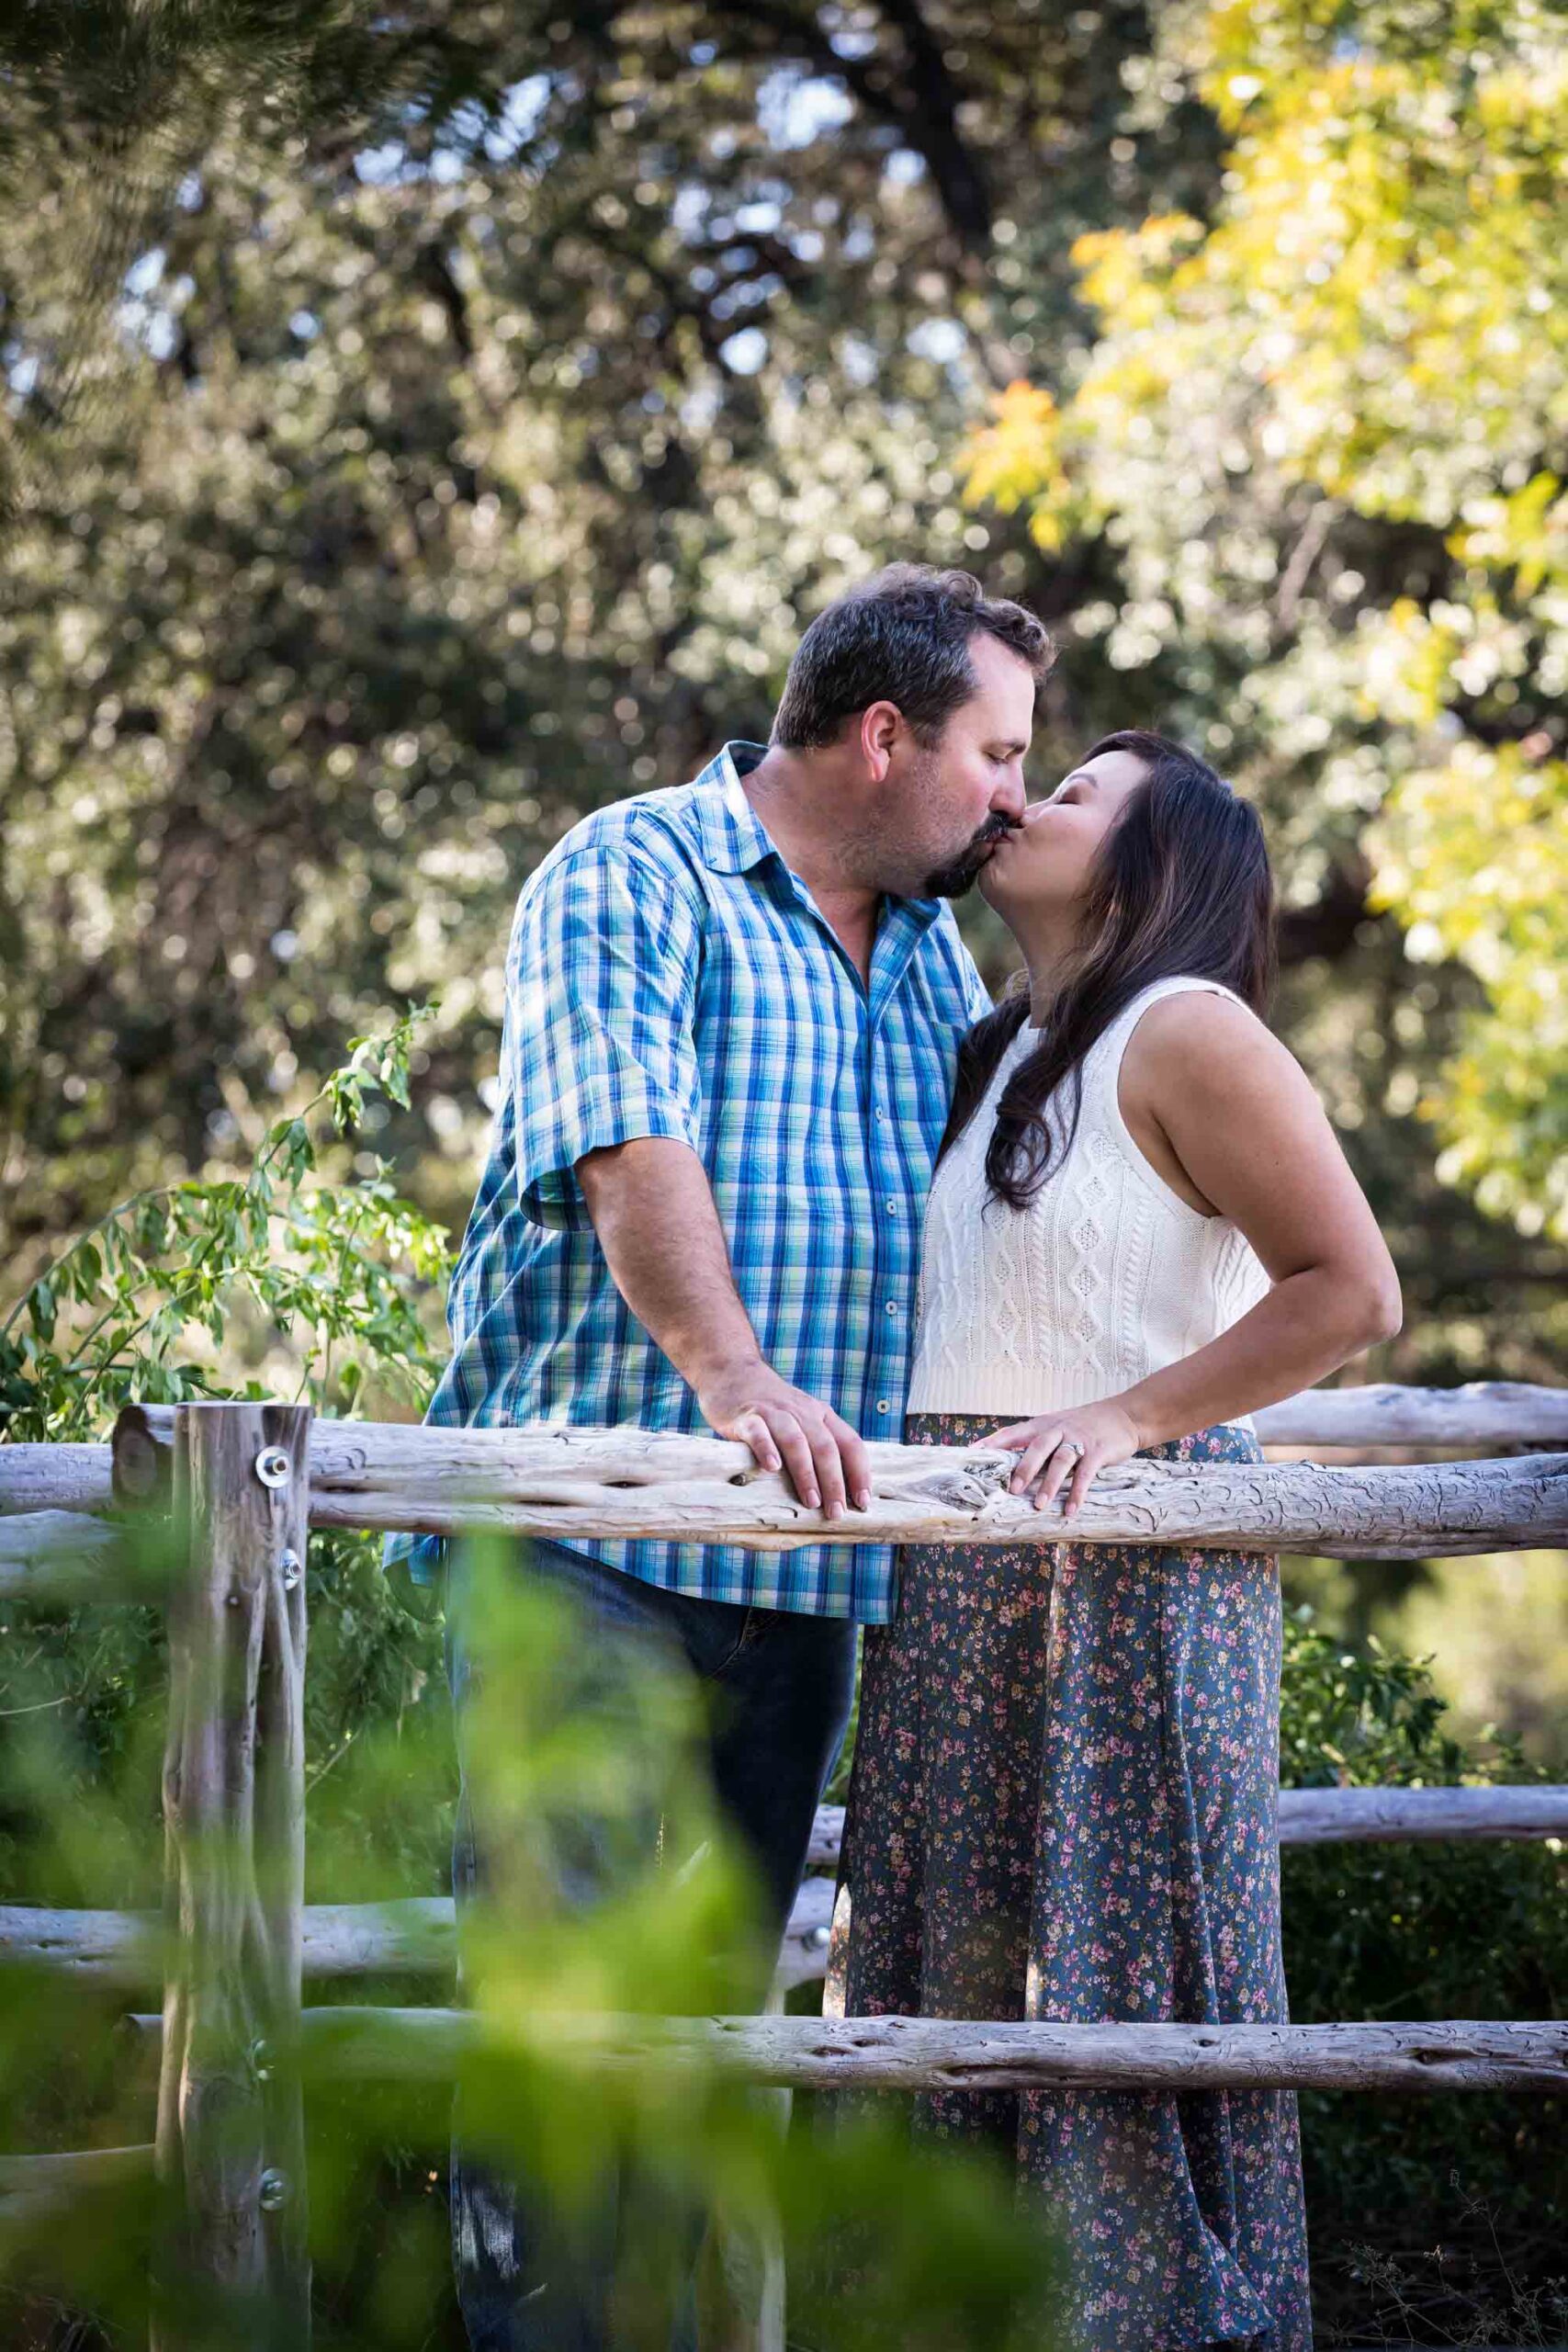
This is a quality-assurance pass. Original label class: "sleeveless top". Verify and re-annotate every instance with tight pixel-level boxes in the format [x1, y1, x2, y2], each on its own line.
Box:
[906, 976, 1271, 1419]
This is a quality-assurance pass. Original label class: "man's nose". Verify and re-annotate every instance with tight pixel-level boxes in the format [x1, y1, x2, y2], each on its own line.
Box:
[991, 767, 1027, 822]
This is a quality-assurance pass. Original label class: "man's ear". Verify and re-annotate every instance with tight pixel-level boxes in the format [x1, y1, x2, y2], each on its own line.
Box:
[857, 699, 903, 783]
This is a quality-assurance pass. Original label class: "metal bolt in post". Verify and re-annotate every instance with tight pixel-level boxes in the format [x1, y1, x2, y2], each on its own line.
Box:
[279, 1549, 302, 1590]
[258, 2168, 289, 2211]
[254, 1446, 292, 1490]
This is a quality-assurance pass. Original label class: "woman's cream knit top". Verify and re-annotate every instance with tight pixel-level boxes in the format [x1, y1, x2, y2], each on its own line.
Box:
[907, 977, 1270, 1418]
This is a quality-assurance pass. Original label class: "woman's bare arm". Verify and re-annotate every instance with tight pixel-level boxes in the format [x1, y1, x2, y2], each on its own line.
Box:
[1114, 990, 1402, 1448]
[990, 992, 1401, 1511]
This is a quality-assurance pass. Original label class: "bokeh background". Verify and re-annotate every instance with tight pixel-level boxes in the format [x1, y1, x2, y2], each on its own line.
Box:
[2, 4, 1565, 2345]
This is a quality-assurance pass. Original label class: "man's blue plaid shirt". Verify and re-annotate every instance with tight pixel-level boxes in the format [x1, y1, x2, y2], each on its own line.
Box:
[387, 741, 991, 1622]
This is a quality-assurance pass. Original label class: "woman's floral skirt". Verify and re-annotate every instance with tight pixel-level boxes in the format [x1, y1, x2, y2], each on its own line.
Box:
[826, 1416, 1312, 2351]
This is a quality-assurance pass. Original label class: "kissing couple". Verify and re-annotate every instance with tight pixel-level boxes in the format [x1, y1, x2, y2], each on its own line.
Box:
[394, 564, 1399, 2351]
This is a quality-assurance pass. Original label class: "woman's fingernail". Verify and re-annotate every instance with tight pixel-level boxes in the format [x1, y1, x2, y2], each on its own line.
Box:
[856, 1488, 871, 1510]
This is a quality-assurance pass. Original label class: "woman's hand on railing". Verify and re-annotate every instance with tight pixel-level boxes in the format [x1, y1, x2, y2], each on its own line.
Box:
[985, 1398, 1143, 1519]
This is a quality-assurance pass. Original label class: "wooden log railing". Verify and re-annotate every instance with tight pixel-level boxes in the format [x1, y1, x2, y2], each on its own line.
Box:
[6, 1786, 1567, 1991]
[0, 1387, 1566, 2351]
[0, 1380, 1555, 1532]
[110, 2007, 1568, 2098]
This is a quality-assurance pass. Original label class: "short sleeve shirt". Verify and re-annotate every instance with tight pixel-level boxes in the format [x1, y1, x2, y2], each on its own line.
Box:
[386, 741, 992, 1621]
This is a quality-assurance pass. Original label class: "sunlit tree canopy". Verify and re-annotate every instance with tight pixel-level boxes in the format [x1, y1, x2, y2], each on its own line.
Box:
[961, 0, 1568, 1239]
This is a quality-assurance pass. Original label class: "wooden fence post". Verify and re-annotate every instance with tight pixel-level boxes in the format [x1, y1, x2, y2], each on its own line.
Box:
[151, 1401, 312, 2352]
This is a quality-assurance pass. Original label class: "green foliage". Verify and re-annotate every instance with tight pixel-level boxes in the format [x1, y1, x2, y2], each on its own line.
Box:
[1270, 1604, 1568, 2340]
[0, 1003, 450, 1442]
[1279, 1602, 1460, 1787]
[0, 5, 1563, 2339]
[957, 0, 1568, 1246]
[0, 1006, 456, 1928]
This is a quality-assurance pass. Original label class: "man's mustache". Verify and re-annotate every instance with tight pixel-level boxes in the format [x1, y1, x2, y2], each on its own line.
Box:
[975, 815, 1021, 853]
[922, 812, 1022, 899]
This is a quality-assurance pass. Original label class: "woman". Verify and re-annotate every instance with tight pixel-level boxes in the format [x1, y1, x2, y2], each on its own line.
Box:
[827, 730, 1401, 2350]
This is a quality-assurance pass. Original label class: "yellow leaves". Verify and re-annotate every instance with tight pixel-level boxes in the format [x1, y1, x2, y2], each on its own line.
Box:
[1352, 600, 1461, 729]
[1450, 474, 1567, 599]
[953, 1, 1568, 1244]
[1071, 216, 1205, 332]
[959, 382, 1074, 551]
[1369, 744, 1568, 1236]
[960, 381, 1060, 511]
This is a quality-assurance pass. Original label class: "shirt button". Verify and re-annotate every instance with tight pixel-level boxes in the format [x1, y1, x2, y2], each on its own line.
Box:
[885, 1300, 899, 1316]
[875, 1400, 891, 1416]
[874, 1108, 886, 1123]
[885, 1199, 898, 1215]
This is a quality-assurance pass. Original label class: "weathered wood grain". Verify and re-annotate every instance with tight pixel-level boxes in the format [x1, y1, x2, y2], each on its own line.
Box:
[116, 1383, 1568, 1503]
[0, 1442, 115, 1515]
[1253, 1380, 1568, 1448]
[28, 1779, 1559, 1995]
[0, 1509, 125, 1600]
[0, 1899, 450, 1984]
[1280, 1784, 1568, 1845]
[109, 1408, 1568, 1557]
[152, 1402, 312, 2352]
[286, 2008, 1568, 2095]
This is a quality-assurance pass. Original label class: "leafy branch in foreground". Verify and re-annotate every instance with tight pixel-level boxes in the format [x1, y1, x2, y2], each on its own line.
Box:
[0, 1004, 454, 1442]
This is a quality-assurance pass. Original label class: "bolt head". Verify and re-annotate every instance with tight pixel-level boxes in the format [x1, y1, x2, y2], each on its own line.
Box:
[254, 1446, 292, 1490]
[258, 2168, 288, 2211]
[279, 1549, 302, 1589]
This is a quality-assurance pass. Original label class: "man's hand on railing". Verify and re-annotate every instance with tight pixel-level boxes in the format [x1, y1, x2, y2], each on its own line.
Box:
[695, 1355, 872, 1521]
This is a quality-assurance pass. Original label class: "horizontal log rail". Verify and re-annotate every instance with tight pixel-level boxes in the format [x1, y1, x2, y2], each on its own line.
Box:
[0, 1508, 126, 1600]
[0, 1380, 1561, 1537]
[101, 1385, 1568, 1493]
[6, 1787, 1563, 1990]
[814, 1784, 1568, 1869]
[0, 1882, 838, 1995]
[108, 1408, 1568, 1559]
[0, 1442, 114, 1516]
[1252, 1380, 1568, 1449]
[0, 1390, 1563, 2346]
[0, 2143, 153, 2219]
[11, 1443, 1568, 1608]
[116, 2007, 1568, 2094]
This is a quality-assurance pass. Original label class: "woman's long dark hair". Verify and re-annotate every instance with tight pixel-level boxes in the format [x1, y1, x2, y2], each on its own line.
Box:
[943, 729, 1276, 1211]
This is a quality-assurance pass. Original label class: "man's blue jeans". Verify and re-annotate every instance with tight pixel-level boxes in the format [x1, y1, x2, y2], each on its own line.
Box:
[446, 1537, 857, 2352]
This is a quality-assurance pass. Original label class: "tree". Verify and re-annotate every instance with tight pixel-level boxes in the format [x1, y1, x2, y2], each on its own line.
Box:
[0, 1, 1202, 1269]
[958, 0, 1568, 1244]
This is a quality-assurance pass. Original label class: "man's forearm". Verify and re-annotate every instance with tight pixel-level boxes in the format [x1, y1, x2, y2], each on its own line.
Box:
[576, 1136, 761, 1388]
[576, 1136, 871, 1514]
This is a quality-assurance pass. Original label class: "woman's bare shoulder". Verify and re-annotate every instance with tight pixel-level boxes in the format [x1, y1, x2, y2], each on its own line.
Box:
[1121, 989, 1305, 1108]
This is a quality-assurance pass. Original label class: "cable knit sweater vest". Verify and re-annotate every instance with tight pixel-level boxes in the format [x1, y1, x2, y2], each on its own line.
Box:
[907, 976, 1270, 1419]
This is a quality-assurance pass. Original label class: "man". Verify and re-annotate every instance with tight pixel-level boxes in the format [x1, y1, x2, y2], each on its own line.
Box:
[393, 564, 1052, 2349]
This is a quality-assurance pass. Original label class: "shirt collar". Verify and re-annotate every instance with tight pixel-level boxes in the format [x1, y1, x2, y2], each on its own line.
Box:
[690, 741, 945, 932]
[690, 742, 781, 876]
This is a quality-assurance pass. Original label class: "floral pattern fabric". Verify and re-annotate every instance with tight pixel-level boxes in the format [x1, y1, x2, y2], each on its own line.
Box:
[826, 1416, 1312, 2351]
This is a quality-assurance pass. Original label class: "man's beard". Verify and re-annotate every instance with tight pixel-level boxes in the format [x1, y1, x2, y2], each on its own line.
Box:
[922, 814, 1018, 899]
